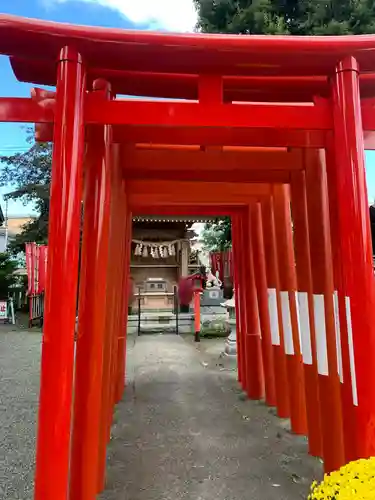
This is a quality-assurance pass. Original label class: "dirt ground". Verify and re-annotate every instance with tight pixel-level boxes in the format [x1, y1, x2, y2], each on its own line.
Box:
[0, 328, 322, 500]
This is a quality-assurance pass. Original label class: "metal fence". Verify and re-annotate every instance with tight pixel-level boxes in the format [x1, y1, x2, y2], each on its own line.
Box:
[173, 285, 179, 335]
[134, 286, 180, 335]
[137, 287, 141, 336]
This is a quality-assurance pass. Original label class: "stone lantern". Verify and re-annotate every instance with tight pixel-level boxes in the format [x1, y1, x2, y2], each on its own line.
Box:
[221, 291, 237, 357]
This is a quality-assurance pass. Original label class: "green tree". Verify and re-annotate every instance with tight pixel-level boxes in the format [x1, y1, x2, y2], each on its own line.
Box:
[0, 253, 18, 299]
[0, 133, 51, 255]
[196, 0, 375, 249]
[194, 0, 288, 34]
[194, 0, 375, 35]
[287, 0, 375, 35]
[201, 217, 232, 252]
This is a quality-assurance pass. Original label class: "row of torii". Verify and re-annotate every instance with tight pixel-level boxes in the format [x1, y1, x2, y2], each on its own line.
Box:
[1, 14, 375, 500]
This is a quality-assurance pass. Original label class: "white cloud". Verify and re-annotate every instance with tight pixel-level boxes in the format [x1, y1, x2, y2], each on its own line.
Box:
[53, 0, 198, 32]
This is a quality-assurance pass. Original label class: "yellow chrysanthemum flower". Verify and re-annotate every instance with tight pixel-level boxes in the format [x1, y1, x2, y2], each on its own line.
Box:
[309, 457, 375, 499]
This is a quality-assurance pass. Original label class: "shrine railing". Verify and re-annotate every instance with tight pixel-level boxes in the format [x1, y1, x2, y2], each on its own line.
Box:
[29, 292, 44, 328]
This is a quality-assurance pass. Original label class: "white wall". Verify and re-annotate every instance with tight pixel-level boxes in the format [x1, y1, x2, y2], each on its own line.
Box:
[0, 228, 7, 253]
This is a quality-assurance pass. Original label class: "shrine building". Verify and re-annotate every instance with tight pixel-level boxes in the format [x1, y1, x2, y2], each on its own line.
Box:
[130, 216, 207, 311]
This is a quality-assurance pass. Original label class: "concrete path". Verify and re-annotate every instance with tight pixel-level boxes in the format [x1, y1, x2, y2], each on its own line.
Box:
[101, 335, 322, 500]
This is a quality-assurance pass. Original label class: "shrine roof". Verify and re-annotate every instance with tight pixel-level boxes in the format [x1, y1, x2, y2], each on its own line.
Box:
[2, 15, 375, 100]
[132, 216, 211, 223]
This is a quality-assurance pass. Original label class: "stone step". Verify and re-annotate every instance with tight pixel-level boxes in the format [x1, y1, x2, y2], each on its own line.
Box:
[127, 322, 193, 335]
[127, 314, 194, 334]
[128, 313, 193, 324]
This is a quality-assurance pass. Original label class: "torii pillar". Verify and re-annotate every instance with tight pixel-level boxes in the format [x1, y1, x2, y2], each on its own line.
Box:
[332, 56, 375, 458]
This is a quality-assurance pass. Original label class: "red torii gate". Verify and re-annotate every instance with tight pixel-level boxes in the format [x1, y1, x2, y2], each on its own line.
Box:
[1, 13, 375, 500]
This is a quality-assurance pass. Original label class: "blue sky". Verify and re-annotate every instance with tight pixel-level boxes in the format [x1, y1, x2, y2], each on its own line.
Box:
[0, 0, 197, 216]
[1, 0, 375, 216]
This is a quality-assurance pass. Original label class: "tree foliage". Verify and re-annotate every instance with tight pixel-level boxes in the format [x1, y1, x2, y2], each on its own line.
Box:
[201, 217, 232, 252]
[0, 253, 18, 299]
[0, 133, 51, 254]
[194, 0, 288, 34]
[196, 0, 375, 249]
[194, 0, 375, 35]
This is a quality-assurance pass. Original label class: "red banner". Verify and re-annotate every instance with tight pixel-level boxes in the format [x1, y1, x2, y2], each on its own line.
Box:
[25, 243, 33, 295]
[38, 245, 48, 294]
[33, 243, 39, 294]
[210, 250, 233, 282]
[25, 243, 48, 295]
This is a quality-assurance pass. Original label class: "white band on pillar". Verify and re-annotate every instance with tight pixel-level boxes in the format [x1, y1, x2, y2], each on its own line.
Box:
[313, 294, 329, 376]
[267, 288, 280, 346]
[297, 292, 312, 365]
[345, 296, 358, 406]
[255, 293, 262, 339]
[281, 291, 294, 355]
[294, 291, 302, 351]
[333, 291, 344, 383]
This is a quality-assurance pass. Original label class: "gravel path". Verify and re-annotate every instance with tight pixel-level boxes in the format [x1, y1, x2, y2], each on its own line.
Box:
[0, 328, 41, 500]
[0, 330, 322, 500]
[100, 335, 322, 500]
